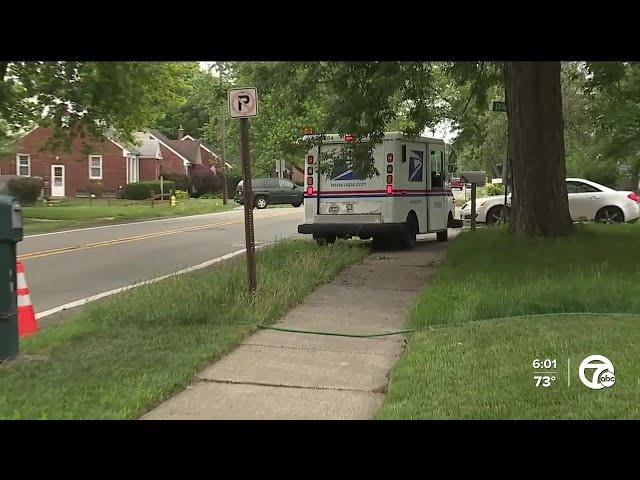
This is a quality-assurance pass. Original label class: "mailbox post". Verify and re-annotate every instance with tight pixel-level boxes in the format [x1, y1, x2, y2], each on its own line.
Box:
[460, 171, 487, 232]
[0, 195, 23, 362]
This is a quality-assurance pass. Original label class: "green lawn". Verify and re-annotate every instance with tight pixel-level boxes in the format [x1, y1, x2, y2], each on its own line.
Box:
[0, 239, 368, 419]
[23, 198, 238, 234]
[377, 224, 640, 419]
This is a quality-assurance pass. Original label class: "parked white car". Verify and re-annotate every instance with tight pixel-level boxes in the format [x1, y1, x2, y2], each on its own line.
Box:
[457, 178, 640, 225]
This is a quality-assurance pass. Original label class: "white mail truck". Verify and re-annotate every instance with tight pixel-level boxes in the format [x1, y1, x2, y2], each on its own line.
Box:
[297, 132, 459, 249]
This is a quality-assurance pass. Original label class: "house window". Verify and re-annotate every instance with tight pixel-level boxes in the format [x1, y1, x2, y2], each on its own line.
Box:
[89, 155, 102, 179]
[17, 154, 31, 177]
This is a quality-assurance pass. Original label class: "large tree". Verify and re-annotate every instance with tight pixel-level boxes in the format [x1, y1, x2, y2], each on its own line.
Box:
[0, 61, 197, 150]
[504, 62, 573, 236]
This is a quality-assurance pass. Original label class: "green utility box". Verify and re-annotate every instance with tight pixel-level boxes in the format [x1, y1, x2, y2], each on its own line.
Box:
[0, 195, 23, 362]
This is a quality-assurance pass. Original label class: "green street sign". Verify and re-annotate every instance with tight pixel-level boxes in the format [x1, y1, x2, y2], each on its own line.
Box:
[492, 101, 507, 112]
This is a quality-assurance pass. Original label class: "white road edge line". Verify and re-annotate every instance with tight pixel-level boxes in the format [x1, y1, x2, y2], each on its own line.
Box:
[35, 244, 269, 320]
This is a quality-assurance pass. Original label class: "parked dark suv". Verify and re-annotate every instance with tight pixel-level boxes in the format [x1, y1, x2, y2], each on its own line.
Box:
[234, 178, 304, 209]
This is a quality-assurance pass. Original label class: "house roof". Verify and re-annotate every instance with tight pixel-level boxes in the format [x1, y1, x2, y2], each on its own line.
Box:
[173, 137, 202, 163]
[147, 129, 192, 166]
[130, 132, 162, 158]
[150, 129, 233, 169]
[181, 136, 219, 159]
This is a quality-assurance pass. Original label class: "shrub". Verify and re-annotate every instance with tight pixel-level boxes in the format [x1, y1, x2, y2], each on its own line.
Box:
[0, 175, 44, 204]
[85, 181, 103, 198]
[226, 173, 243, 194]
[199, 193, 220, 199]
[484, 182, 504, 196]
[173, 190, 189, 200]
[160, 172, 191, 192]
[123, 181, 175, 200]
[189, 164, 220, 197]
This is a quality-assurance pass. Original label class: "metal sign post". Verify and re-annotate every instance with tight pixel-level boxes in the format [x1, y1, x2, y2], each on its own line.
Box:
[229, 87, 258, 293]
[220, 104, 228, 205]
[470, 183, 477, 231]
[460, 171, 486, 232]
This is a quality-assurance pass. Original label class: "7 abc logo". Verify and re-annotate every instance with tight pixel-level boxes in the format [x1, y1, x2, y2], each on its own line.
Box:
[579, 355, 616, 390]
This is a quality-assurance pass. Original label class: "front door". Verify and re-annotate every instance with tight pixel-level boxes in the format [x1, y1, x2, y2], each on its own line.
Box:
[51, 164, 65, 197]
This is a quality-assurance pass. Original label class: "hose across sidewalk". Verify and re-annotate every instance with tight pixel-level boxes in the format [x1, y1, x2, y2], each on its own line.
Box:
[257, 312, 640, 338]
[257, 324, 414, 338]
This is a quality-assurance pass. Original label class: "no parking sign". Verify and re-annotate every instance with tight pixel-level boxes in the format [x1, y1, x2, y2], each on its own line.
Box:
[228, 88, 258, 118]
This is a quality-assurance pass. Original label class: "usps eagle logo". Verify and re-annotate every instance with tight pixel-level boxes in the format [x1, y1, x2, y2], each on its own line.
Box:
[330, 159, 362, 181]
[408, 151, 424, 182]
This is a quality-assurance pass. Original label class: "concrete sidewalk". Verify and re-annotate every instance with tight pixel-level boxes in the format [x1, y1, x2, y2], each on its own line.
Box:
[142, 233, 453, 420]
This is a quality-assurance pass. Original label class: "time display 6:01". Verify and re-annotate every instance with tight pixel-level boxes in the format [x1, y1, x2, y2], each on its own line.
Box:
[532, 359, 557, 369]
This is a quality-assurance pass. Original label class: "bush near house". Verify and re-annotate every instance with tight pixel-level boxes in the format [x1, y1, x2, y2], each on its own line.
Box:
[189, 164, 220, 197]
[173, 190, 189, 200]
[160, 172, 191, 192]
[484, 182, 504, 196]
[225, 173, 243, 195]
[0, 175, 44, 204]
[85, 181, 104, 198]
[123, 181, 175, 200]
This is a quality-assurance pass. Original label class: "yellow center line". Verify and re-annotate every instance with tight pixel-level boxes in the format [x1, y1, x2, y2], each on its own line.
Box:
[18, 210, 298, 261]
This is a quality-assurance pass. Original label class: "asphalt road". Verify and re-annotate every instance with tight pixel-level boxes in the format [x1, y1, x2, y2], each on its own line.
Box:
[18, 207, 305, 316]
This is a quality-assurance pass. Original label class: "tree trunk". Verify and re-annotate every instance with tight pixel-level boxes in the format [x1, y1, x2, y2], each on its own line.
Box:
[504, 62, 573, 237]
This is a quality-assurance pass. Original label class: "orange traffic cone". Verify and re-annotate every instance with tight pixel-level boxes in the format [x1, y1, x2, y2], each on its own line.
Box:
[16, 260, 38, 337]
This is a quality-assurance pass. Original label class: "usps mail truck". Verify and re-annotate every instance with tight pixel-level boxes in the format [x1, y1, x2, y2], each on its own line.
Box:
[297, 132, 457, 249]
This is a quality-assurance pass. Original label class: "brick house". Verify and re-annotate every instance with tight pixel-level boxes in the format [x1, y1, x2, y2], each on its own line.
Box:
[0, 125, 231, 197]
[287, 164, 305, 185]
[268, 161, 305, 185]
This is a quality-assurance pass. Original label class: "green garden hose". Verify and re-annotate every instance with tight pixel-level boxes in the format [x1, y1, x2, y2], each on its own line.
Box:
[257, 312, 640, 338]
[257, 324, 413, 338]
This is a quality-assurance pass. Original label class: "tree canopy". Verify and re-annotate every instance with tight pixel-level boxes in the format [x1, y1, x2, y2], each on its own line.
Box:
[0, 61, 198, 151]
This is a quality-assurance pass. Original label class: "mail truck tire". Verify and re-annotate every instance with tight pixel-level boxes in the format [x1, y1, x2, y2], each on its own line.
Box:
[372, 235, 392, 250]
[400, 214, 418, 250]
